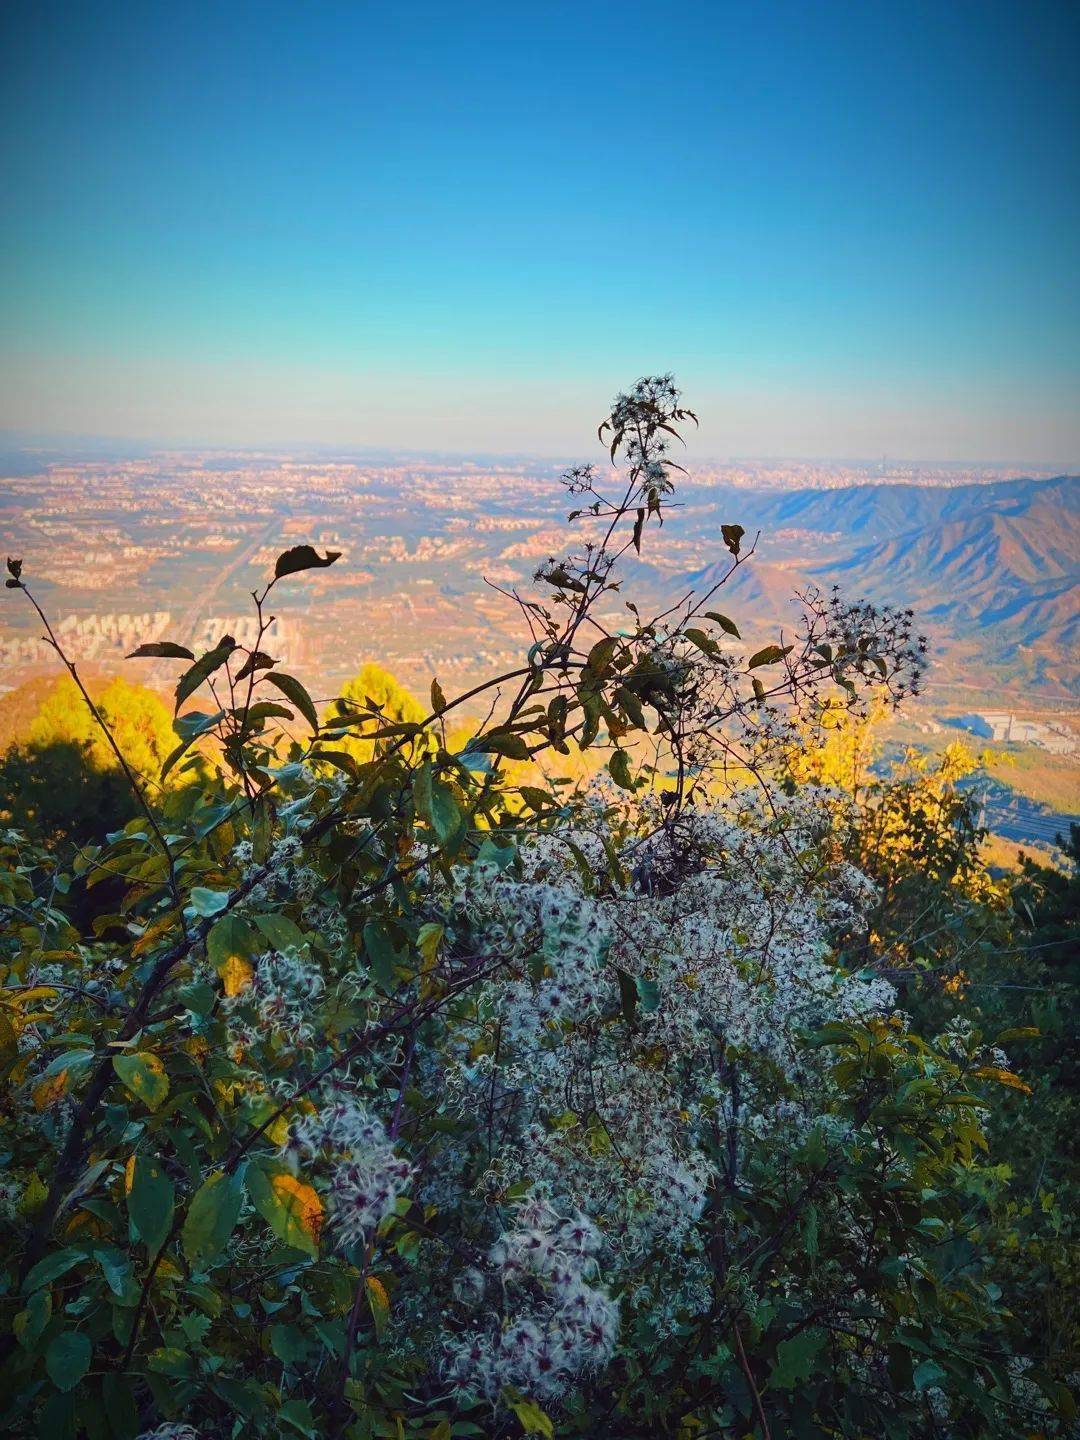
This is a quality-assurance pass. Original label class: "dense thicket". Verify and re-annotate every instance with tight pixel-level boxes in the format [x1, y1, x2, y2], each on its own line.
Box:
[0, 380, 1075, 1440]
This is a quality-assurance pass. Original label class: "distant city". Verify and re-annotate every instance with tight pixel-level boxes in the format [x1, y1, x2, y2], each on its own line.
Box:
[2, 448, 1077, 849]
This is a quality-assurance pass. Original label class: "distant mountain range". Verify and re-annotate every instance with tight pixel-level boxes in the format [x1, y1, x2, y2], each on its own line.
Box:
[678, 475, 1079, 696]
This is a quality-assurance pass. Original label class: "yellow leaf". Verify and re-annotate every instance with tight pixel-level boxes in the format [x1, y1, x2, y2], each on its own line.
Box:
[973, 1066, 1032, 1095]
[509, 1397, 554, 1437]
[11, 987, 58, 1008]
[219, 954, 253, 997]
[367, 1273, 391, 1337]
[132, 913, 179, 957]
[64, 1210, 100, 1237]
[271, 1173, 323, 1247]
[33, 1069, 69, 1109]
[125, 1155, 136, 1194]
[267, 1115, 290, 1147]
[418, 922, 443, 1000]
[417, 922, 443, 964]
[18, 1171, 47, 1215]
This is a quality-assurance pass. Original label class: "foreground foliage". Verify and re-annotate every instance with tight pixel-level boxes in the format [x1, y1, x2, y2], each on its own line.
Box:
[0, 379, 1075, 1439]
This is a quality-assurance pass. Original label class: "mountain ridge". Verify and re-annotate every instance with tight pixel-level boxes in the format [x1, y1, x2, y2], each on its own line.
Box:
[676, 473, 1079, 694]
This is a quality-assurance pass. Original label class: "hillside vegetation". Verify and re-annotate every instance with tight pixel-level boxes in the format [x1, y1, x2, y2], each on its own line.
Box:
[0, 381, 1075, 1440]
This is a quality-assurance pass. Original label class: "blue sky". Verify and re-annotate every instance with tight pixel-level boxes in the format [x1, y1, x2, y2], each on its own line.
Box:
[1, 0, 1077, 460]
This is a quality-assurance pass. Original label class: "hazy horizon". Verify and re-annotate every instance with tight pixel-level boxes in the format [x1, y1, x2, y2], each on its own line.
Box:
[2, 429, 1077, 475]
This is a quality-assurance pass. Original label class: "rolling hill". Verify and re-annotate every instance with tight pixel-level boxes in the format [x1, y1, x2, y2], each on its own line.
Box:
[677, 474, 1080, 695]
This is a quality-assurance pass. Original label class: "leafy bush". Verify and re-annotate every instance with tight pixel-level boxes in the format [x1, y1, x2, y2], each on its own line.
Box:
[0, 380, 1074, 1439]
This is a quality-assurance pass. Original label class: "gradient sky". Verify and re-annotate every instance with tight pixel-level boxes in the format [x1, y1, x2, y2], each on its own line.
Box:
[1, 0, 1078, 461]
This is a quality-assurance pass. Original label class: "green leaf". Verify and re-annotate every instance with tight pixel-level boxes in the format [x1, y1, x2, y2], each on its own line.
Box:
[705, 610, 741, 637]
[271, 1323, 310, 1365]
[13, 1287, 51, 1347]
[128, 1154, 175, 1256]
[616, 969, 660, 1022]
[913, 1359, 948, 1392]
[39, 1046, 96, 1081]
[635, 975, 661, 1013]
[188, 887, 230, 917]
[207, 912, 258, 981]
[366, 1274, 390, 1339]
[162, 709, 224, 779]
[264, 672, 319, 732]
[312, 748, 358, 777]
[277, 1398, 319, 1437]
[182, 1168, 246, 1266]
[233, 649, 277, 682]
[683, 627, 719, 658]
[475, 837, 517, 871]
[466, 731, 530, 761]
[586, 636, 619, 674]
[608, 749, 634, 790]
[417, 922, 443, 965]
[178, 1311, 211, 1345]
[274, 544, 341, 580]
[748, 644, 794, 669]
[518, 784, 554, 812]
[148, 1346, 195, 1377]
[413, 762, 466, 848]
[252, 912, 306, 952]
[174, 708, 226, 741]
[45, 1331, 92, 1393]
[22, 1247, 85, 1295]
[94, 1245, 131, 1297]
[103, 1374, 138, 1440]
[175, 636, 236, 713]
[113, 1052, 169, 1112]
[239, 700, 295, 725]
[800, 1125, 828, 1170]
[160, 738, 195, 782]
[769, 1329, 825, 1390]
[363, 918, 406, 989]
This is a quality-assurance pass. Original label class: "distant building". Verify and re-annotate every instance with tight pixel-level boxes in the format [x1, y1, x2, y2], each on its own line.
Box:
[951, 712, 1076, 755]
